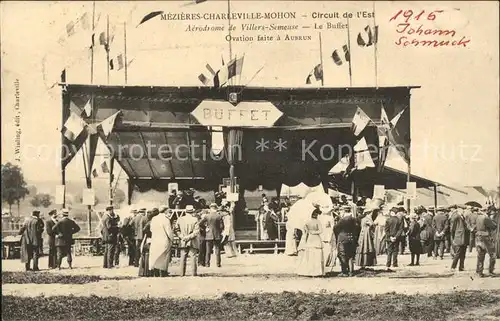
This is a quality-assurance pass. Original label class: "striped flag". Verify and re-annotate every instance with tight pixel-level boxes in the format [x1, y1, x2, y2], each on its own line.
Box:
[351, 107, 371, 136]
[62, 112, 87, 141]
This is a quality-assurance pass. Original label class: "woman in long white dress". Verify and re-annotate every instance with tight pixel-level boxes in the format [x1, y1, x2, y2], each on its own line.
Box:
[148, 209, 173, 277]
[296, 208, 325, 277]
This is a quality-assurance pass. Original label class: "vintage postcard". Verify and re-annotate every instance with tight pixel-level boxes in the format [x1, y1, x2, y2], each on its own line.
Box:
[1, 1, 499, 320]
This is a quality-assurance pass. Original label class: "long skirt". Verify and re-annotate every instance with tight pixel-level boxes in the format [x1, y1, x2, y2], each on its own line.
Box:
[409, 239, 423, 254]
[284, 229, 298, 256]
[297, 247, 325, 277]
[138, 245, 153, 277]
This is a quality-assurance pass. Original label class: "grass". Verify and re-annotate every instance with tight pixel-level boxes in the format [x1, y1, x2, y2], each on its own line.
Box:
[2, 290, 500, 320]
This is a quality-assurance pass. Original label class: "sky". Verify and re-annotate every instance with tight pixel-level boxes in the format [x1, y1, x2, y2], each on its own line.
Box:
[1, 1, 499, 190]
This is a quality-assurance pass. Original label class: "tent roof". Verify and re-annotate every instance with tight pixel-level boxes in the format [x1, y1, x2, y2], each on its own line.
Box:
[64, 84, 416, 191]
[329, 166, 466, 197]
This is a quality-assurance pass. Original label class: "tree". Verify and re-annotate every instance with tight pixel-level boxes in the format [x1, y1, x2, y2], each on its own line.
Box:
[113, 188, 126, 205]
[1, 163, 30, 216]
[27, 185, 37, 196]
[75, 191, 100, 206]
[30, 193, 52, 208]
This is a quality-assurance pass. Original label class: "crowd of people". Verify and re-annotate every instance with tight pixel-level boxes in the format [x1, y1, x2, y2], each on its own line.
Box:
[16, 188, 500, 280]
[287, 198, 500, 278]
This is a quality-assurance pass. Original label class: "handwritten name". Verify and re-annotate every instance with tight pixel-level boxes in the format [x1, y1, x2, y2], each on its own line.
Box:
[390, 9, 471, 48]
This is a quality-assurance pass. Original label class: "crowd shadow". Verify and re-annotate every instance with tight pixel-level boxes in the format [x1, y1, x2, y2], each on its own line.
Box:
[1, 271, 136, 284]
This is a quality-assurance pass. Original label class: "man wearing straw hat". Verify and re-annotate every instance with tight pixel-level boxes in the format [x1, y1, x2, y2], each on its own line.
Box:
[175, 205, 200, 276]
[53, 208, 80, 269]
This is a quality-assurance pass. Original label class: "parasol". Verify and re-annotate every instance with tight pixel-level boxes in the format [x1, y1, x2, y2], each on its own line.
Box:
[305, 191, 334, 213]
[465, 201, 482, 208]
[286, 199, 316, 230]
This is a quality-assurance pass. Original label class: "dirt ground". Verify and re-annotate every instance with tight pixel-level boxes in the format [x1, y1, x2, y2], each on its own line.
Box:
[3, 250, 500, 320]
[2, 251, 499, 300]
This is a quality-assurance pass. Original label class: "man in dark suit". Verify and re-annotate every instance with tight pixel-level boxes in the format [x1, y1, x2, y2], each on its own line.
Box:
[466, 206, 478, 252]
[53, 208, 80, 269]
[101, 205, 119, 268]
[475, 208, 497, 277]
[132, 207, 146, 267]
[450, 205, 470, 272]
[175, 205, 200, 276]
[201, 203, 224, 267]
[122, 207, 136, 266]
[432, 206, 449, 260]
[197, 210, 208, 267]
[385, 207, 403, 269]
[19, 210, 44, 271]
[45, 209, 59, 269]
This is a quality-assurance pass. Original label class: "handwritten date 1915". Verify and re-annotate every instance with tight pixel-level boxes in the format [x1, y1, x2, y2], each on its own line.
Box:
[389, 9, 444, 23]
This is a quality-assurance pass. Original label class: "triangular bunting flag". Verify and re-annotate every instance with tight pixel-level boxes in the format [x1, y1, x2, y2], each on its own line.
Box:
[83, 99, 92, 117]
[62, 112, 87, 141]
[390, 108, 406, 127]
[306, 74, 312, 84]
[353, 137, 369, 152]
[355, 150, 376, 169]
[351, 107, 371, 136]
[99, 111, 121, 138]
[92, 168, 99, 178]
[329, 155, 350, 174]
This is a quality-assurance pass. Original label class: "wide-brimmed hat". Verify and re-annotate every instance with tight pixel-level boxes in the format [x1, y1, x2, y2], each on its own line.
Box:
[61, 208, 69, 216]
[365, 198, 384, 212]
[106, 205, 114, 210]
[48, 209, 58, 216]
[185, 205, 195, 213]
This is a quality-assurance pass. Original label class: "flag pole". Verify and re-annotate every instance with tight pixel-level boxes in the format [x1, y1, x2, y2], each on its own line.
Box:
[373, 1, 378, 87]
[319, 32, 324, 86]
[85, 0, 96, 236]
[90, 1, 96, 83]
[227, 0, 233, 86]
[124, 21, 128, 84]
[346, 17, 353, 87]
[106, 15, 110, 84]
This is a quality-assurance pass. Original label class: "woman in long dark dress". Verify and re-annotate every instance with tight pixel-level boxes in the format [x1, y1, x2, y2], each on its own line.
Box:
[138, 211, 157, 277]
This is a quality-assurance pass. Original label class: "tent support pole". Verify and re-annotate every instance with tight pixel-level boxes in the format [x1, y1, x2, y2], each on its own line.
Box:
[109, 157, 115, 205]
[434, 183, 438, 210]
[407, 159, 411, 213]
[127, 179, 133, 205]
